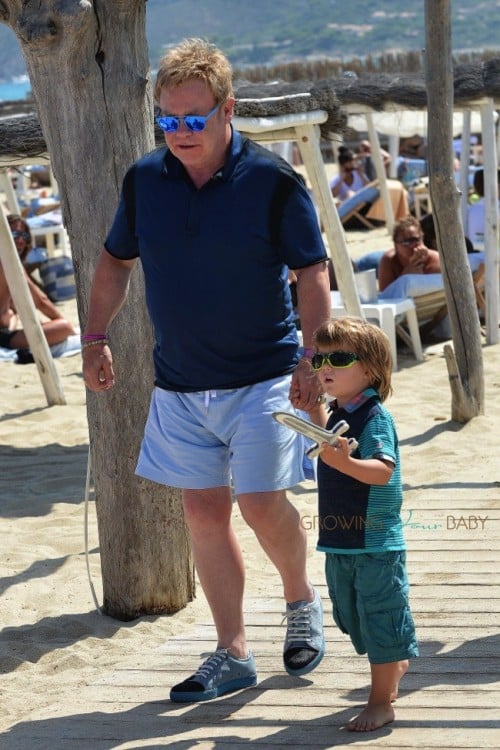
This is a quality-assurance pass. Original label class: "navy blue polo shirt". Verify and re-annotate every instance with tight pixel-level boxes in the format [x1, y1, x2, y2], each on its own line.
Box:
[105, 128, 327, 391]
[317, 389, 405, 553]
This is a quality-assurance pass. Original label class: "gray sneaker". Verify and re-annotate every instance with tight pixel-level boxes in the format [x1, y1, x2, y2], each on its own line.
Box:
[170, 648, 257, 702]
[282, 586, 325, 676]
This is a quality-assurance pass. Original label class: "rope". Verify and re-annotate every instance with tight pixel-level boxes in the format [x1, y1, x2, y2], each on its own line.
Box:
[84, 447, 103, 615]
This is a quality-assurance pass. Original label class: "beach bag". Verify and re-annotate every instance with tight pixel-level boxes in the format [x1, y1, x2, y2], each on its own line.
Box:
[39, 256, 76, 301]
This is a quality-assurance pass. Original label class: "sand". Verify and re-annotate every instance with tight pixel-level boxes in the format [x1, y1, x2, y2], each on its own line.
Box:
[0, 225, 499, 743]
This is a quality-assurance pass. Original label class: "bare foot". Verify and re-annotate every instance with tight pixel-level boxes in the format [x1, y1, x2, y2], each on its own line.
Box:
[345, 703, 395, 732]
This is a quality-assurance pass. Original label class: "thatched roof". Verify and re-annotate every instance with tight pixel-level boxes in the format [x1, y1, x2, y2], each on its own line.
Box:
[330, 58, 500, 112]
[233, 79, 346, 139]
[1, 59, 499, 162]
[0, 113, 47, 164]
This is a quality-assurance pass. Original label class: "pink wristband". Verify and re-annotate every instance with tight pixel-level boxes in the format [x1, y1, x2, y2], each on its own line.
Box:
[82, 333, 107, 341]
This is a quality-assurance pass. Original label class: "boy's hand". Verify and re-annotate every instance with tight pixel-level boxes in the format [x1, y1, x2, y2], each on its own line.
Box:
[319, 436, 352, 470]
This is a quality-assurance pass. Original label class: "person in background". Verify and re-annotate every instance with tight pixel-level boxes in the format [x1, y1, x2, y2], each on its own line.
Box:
[420, 212, 476, 255]
[82, 38, 330, 703]
[330, 146, 370, 201]
[356, 139, 391, 181]
[399, 135, 426, 159]
[466, 168, 500, 250]
[377, 215, 441, 293]
[0, 214, 75, 351]
[294, 316, 418, 732]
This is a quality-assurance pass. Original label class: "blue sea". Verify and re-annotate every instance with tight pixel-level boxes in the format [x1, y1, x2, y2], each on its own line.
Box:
[0, 77, 32, 102]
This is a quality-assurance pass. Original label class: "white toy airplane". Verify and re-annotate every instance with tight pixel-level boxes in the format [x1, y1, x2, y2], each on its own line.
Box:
[272, 412, 358, 459]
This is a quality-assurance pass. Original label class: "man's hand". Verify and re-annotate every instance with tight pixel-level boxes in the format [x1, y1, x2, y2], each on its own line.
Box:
[289, 357, 323, 411]
[82, 344, 115, 392]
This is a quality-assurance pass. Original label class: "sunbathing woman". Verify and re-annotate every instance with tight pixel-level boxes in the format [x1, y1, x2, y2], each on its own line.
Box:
[0, 214, 75, 351]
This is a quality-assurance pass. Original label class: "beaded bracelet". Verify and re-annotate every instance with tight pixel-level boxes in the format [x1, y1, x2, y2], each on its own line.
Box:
[82, 339, 109, 349]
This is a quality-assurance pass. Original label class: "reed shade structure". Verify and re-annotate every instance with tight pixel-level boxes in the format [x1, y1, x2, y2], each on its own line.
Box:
[0, 113, 47, 165]
[2, 60, 499, 162]
[2, 61, 499, 337]
[329, 60, 500, 344]
[233, 78, 347, 138]
[325, 59, 500, 109]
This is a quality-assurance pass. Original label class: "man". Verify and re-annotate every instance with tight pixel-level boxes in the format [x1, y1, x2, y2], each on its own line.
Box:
[83, 38, 331, 703]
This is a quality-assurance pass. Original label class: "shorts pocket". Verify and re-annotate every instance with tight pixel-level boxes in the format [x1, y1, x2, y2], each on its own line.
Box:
[365, 603, 415, 651]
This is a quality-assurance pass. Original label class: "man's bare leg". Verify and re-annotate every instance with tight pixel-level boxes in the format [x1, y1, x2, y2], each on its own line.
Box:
[239, 489, 324, 676]
[182, 487, 248, 658]
[182, 487, 322, 676]
[237, 490, 312, 604]
[346, 660, 409, 732]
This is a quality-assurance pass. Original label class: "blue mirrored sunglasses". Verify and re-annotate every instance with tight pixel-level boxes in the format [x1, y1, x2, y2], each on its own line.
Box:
[311, 351, 359, 370]
[156, 103, 220, 133]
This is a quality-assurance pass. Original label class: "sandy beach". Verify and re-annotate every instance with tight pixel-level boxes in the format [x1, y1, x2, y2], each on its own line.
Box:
[0, 225, 499, 748]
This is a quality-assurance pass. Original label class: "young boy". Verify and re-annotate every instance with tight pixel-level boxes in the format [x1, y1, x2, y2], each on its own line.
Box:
[297, 316, 418, 732]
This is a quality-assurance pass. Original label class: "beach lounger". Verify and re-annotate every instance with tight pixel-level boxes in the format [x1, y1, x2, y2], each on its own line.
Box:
[396, 288, 448, 343]
[395, 263, 486, 345]
[336, 181, 380, 230]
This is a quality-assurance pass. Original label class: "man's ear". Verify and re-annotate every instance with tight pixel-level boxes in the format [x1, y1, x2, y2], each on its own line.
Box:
[223, 97, 235, 121]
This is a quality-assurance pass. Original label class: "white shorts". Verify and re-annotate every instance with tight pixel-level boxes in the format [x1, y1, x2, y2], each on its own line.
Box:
[135, 375, 305, 494]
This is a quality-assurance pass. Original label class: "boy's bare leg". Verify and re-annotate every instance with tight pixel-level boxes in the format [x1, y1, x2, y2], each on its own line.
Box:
[346, 659, 409, 732]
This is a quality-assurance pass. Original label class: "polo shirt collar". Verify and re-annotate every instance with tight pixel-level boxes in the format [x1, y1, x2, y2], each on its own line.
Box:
[220, 126, 243, 180]
[160, 125, 243, 183]
[342, 387, 380, 414]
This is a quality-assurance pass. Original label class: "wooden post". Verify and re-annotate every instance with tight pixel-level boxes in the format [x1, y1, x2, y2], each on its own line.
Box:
[388, 134, 399, 179]
[0, 170, 21, 214]
[365, 112, 394, 234]
[0, 210, 66, 405]
[2, 0, 194, 619]
[424, 0, 484, 420]
[480, 98, 500, 345]
[458, 110, 471, 230]
[294, 122, 363, 317]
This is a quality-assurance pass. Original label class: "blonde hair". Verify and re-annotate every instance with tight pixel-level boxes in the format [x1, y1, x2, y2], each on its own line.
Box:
[313, 317, 393, 402]
[154, 38, 233, 103]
